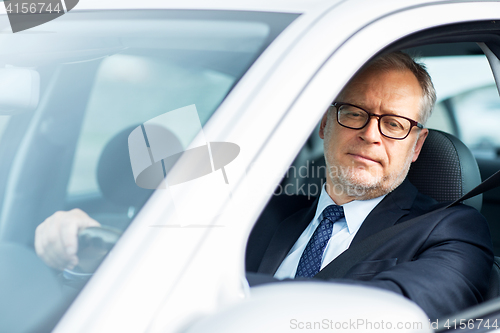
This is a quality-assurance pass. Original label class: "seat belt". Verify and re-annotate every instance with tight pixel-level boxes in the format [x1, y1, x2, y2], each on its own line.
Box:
[314, 169, 500, 280]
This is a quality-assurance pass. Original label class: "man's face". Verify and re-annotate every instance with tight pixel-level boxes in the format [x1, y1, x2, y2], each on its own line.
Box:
[319, 67, 429, 203]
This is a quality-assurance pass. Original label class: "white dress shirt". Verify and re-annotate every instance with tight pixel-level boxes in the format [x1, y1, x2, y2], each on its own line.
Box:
[274, 185, 385, 279]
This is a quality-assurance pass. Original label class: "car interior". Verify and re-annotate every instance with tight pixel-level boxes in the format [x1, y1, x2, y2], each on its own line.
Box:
[248, 21, 500, 328]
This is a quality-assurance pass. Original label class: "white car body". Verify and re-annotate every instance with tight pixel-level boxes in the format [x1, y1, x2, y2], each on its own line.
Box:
[1, 0, 499, 332]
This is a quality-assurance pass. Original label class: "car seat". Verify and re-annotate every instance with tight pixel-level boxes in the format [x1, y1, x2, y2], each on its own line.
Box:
[407, 129, 482, 211]
[408, 130, 499, 300]
[95, 124, 184, 229]
[97, 125, 154, 210]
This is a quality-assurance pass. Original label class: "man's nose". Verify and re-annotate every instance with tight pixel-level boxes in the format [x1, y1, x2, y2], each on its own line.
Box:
[359, 117, 381, 143]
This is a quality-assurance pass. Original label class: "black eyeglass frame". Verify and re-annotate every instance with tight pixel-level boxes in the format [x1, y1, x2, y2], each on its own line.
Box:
[331, 102, 424, 140]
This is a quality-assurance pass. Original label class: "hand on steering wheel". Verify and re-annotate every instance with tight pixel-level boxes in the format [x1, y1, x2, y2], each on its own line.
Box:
[35, 209, 102, 270]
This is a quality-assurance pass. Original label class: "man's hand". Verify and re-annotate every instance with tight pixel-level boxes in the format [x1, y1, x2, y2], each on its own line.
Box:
[34, 209, 101, 271]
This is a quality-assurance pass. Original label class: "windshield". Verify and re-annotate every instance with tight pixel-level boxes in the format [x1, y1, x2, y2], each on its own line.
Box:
[0, 10, 297, 333]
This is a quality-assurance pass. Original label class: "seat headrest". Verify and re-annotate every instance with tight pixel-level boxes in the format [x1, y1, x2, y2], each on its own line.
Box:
[408, 129, 482, 211]
[97, 126, 155, 208]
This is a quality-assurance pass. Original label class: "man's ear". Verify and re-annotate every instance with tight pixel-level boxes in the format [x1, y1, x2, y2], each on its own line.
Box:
[412, 128, 429, 162]
[319, 111, 329, 139]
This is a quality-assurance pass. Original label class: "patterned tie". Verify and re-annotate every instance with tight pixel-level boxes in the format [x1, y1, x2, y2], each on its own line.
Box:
[295, 205, 345, 278]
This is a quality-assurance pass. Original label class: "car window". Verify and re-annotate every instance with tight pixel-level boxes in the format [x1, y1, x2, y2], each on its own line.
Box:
[0, 10, 298, 333]
[448, 84, 500, 158]
[421, 54, 499, 159]
[67, 54, 234, 196]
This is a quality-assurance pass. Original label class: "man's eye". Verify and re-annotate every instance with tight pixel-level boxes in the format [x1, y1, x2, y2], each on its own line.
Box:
[384, 118, 405, 130]
[345, 110, 363, 118]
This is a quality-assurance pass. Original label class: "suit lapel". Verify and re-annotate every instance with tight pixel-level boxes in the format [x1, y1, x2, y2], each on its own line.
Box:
[257, 197, 318, 275]
[350, 179, 418, 246]
[315, 179, 418, 278]
[257, 179, 418, 275]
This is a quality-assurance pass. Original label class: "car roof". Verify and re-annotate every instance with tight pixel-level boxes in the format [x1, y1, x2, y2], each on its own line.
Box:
[65, 0, 461, 14]
[72, 0, 334, 13]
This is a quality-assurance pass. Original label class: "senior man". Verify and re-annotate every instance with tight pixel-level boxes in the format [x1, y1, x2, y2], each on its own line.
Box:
[35, 52, 493, 320]
[245, 52, 493, 320]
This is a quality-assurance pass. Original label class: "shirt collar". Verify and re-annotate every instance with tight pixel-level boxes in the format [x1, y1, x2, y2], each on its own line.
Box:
[315, 184, 386, 235]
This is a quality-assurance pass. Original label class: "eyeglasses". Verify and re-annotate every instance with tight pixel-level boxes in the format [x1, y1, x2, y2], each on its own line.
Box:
[331, 102, 424, 140]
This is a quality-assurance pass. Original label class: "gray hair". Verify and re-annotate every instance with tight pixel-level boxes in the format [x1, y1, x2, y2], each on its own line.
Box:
[340, 51, 436, 125]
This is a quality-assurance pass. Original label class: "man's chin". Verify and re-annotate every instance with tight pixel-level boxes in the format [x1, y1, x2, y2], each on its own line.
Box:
[344, 172, 383, 189]
[328, 173, 391, 200]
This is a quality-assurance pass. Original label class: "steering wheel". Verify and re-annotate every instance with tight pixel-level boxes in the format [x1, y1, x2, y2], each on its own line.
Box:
[63, 226, 122, 280]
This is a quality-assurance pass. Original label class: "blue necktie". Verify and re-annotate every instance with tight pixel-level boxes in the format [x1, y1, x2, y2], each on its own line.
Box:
[295, 205, 345, 278]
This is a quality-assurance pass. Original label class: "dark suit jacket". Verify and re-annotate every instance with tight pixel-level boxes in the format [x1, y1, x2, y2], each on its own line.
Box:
[246, 179, 494, 320]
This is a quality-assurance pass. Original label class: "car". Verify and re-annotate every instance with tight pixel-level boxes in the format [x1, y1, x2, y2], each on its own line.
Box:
[0, 0, 500, 332]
